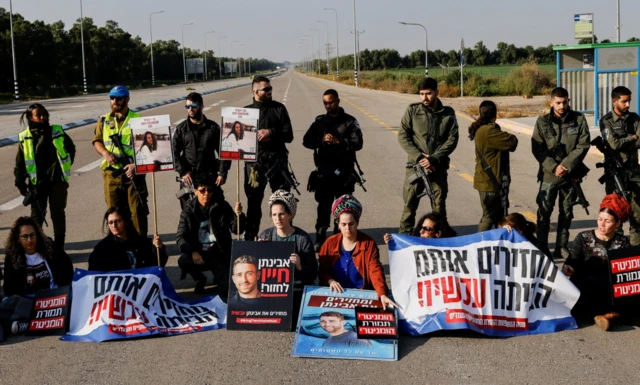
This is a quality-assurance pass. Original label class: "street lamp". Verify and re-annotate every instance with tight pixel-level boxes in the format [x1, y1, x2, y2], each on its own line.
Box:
[241, 44, 249, 75]
[323, 8, 340, 78]
[231, 40, 239, 77]
[182, 23, 194, 84]
[204, 31, 215, 81]
[9, 0, 18, 102]
[80, 0, 88, 94]
[149, 10, 164, 87]
[398, 21, 429, 77]
[218, 36, 227, 79]
[317, 21, 330, 75]
[352, 0, 358, 87]
[304, 35, 314, 73]
[310, 29, 321, 74]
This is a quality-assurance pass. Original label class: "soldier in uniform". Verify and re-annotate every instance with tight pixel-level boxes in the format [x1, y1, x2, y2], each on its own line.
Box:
[398, 77, 459, 234]
[303, 89, 363, 251]
[531, 87, 590, 258]
[599, 86, 640, 245]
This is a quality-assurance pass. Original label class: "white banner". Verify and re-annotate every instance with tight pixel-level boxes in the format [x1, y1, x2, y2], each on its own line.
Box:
[389, 229, 580, 337]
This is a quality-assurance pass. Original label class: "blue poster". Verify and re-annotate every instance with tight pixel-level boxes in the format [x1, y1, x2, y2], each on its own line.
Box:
[291, 286, 398, 361]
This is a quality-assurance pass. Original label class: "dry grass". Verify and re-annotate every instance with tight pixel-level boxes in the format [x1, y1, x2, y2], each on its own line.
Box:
[463, 104, 542, 119]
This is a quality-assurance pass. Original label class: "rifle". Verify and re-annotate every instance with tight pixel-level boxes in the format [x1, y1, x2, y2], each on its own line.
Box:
[476, 146, 510, 217]
[109, 133, 144, 206]
[500, 174, 510, 217]
[22, 182, 48, 227]
[564, 163, 591, 215]
[591, 136, 630, 200]
[350, 158, 367, 192]
[266, 160, 301, 195]
[407, 163, 435, 207]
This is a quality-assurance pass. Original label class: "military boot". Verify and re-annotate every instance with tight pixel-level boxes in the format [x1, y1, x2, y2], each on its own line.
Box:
[315, 227, 327, 253]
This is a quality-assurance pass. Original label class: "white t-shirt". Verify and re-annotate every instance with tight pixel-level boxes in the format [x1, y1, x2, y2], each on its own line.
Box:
[25, 252, 57, 291]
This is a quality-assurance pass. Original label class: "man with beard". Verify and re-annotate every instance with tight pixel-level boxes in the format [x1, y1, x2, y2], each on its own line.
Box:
[303, 89, 363, 251]
[319, 311, 372, 349]
[93, 86, 149, 237]
[15, 104, 76, 251]
[244, 76, 294, 241]
[173, 92, 231, 209]
[227, 255, 262, 310]
[600, 86, 640, 245]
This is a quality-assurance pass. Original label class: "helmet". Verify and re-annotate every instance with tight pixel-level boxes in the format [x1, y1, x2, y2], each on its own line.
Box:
[109, 85, 130, 98]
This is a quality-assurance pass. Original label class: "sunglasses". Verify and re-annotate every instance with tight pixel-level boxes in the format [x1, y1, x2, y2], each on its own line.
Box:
[197, 188, 214, 194]
[420, 226, 434, 233]
[185, 103, 200, 110]
[110, 96, 125, 101]
[19, 232, 37, 240]
[257, 86, 272, 93]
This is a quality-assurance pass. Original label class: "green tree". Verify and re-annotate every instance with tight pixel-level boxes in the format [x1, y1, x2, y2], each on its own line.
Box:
[472, 41, 489, 66]
[627, 37, 640, 42]
[578, 35, 597, 44]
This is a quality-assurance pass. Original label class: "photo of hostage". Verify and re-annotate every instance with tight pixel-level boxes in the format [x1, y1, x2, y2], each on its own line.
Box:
[227, 255, 262, 310]
[319, 311, 373, 349]
[221, 120, 257, 156]
[134, 131, 173, 168]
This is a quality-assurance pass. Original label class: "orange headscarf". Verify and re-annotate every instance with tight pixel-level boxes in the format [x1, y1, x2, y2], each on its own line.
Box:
[600, 194, 632, 223]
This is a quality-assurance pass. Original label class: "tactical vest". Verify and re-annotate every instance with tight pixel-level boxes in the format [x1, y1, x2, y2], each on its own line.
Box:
[18, 125, 71, 185]
[100, 110, 140, 170]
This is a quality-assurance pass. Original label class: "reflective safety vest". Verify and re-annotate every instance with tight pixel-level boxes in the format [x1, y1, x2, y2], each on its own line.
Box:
[100, 110, 141, 170]
[18, 125, 72, 185]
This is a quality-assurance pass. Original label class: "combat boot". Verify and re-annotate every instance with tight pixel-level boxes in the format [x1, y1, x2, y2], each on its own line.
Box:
[314, 227, 327, 253]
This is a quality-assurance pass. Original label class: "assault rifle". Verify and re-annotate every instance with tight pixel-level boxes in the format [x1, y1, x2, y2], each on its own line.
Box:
[591, 136, 630, 200]
[551, 143, 590, 215]
[407, 163, 435, 207]
[109, 133, 144, 206]
[22, 182, 48, 227]
[266, 160, 301, 195]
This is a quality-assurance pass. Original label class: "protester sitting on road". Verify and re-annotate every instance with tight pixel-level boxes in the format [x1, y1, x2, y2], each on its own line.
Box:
[3, 216, 73, 297]
[89, 206, 167, 272]
[498, 213, 540, 249]
[258, 190, 318, 286]
[383, 211, 451, 243]
[562, 194, 633, 331]
[318, 195, 397, 308]
[177, 173, 245, 294]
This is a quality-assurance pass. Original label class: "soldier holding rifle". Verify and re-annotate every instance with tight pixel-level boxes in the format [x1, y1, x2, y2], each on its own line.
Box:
[398, 77, 459, 234]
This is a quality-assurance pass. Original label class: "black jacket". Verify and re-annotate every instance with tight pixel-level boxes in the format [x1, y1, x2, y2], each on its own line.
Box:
[303, 108, 363, 173]
[88, 234, 167, 272]
[176, 194, 246, 260]
[3, 247, 74, 297]
[258, 226, 318, 286]
[244, 99, 293, 167]
[172, 117, 231, 178]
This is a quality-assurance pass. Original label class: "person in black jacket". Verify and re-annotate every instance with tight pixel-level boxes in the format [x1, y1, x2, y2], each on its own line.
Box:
[177, 173, 246, 294]
[303, 89, 363, 251]
[88, 206, 168, 272]
[244, 76, 294, 240]
[172, 92, 232, 209]
[3, 216, 73, 297]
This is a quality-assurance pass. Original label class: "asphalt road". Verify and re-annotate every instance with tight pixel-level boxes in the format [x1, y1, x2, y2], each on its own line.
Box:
[0, 70, 637, 385]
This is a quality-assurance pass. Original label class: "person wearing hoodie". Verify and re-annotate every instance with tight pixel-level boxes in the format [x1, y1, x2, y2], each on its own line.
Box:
[177, 173, 246, 294]
[303, 89, 363, 252]
[469, 100, 518, 231]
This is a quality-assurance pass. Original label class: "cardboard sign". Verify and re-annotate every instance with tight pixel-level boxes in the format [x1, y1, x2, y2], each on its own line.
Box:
[130, 115, 174, 174]
[608, 246, 640, 308]
[354, 307, 398, 340]
[220, 107, 259, 161]
[291, 286, 399, 361]
[227, 241, 295, 331]
[26, 286, 70, 336]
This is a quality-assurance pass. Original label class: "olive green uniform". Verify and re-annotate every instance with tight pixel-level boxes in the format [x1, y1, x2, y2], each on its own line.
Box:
[398, 100, 459, 234]
[93, 114, 149, 237]
[531, 109, 590, 256]
[601, 110, 640, 245]
[473, 123, 518, 232]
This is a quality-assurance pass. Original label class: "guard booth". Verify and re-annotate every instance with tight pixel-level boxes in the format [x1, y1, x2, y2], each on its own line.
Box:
[554, 42, 640, 125]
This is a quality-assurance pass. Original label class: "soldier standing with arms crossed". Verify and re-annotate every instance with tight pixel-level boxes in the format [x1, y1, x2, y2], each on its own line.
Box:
[398, 78, 459, 234]
[531, 87, 590, 259]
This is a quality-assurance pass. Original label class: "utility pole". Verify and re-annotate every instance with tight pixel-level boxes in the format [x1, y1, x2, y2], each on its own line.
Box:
[352, 0, 358, 87]
[149, 11, 164, 87]
[460, 39, 465, 97]
[80, 0, 88, 94]
[351, 30, 364, 77]
[204, 31, 215, 81]
[218, 36, 226, 80]
[318, 21, 330, 75]
[616, 0, 621, 42]
[9, 0, 19, 102]
[324, 8, 340, 78]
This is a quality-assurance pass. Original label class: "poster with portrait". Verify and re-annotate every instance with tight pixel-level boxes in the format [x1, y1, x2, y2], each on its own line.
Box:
[26, 286, 71, 336]
[220, 107, 259, 161]
[608, 246, 640, 308]
[227, 241, 295, 331]
[291, 286, 399, 361]
[130, 115, 174, 174]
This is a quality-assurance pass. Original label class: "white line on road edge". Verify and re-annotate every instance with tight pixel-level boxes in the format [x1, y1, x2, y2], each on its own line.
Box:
[74, 159, 103, 173]
[0, 196, 24, 211]
[282, 77, 292, 105]
[203, 107, 212, 111]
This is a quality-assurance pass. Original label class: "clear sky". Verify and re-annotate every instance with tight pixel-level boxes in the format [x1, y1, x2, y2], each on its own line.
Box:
[7, 0, 640, 62]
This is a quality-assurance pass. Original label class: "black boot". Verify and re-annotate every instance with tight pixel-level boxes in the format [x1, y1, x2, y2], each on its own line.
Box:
[315, 227, 327, 253]
[54, 236, 65, 253]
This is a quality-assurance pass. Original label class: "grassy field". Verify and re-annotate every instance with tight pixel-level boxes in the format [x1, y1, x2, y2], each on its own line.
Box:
[387, 64, 556, 78]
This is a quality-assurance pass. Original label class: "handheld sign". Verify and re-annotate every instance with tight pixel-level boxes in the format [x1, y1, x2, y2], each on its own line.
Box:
[608, 246, 640, 308]
[26, 286, 71, 336]
[354, 306, 398, 340]
[130, 115, 174, 174]
[220, 107, 259, 161]
[227, 241, 295, 331]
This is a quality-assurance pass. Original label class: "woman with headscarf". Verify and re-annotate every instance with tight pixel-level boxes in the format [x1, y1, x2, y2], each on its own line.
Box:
[258, 189, 318, 287]
[562, 194, 633, 331]
[318, 195, 397, 308]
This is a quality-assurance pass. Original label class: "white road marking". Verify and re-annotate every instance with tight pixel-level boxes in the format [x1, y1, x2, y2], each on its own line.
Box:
[0, 196, 24, 211]
[75, 159, 103, 173]
[282, 77, 292, 105]
[204, 107, 212, 111]
[70, 104, 86, 109]
[219, 100, 226, 103]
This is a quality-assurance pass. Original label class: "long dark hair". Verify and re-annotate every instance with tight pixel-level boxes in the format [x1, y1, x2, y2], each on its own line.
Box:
[225, 121, 245, 141]
[139, 131, 158, 152]
[19, 103, 50, 127]
[102, 206, 139, 239]
[412, 212, 447, 237]
[498, 213, 538, 245]
[468, 100, 497, 140]
[5, 216, 53, 269]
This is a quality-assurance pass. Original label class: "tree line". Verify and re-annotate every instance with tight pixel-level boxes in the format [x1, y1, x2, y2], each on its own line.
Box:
[0, 8, 282, 95]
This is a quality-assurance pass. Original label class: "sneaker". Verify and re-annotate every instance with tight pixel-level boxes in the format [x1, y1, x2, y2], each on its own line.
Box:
[194, 280, 207, 294]
[11, 321, 28, 334]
